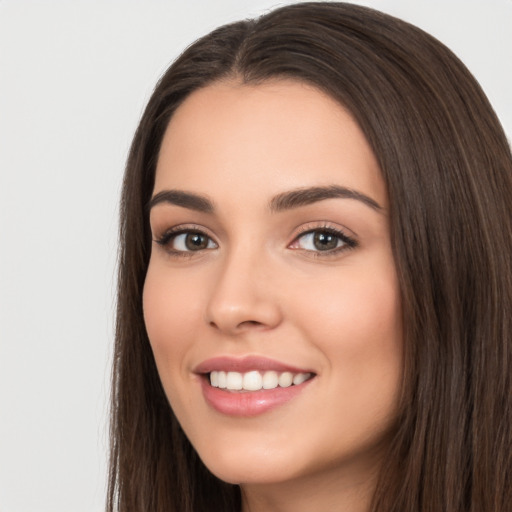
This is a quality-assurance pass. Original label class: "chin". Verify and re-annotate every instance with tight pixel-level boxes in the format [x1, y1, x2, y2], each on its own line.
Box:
[197, 442, 305, 486]
[207, 463, 299, 487]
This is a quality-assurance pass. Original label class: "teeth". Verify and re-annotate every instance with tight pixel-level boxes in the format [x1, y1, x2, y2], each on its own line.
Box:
[292, 373, 309, 385]
[209, 370, 311, 391]
[262, 370, 278, 389]
[278, 372, 293, 388]
[243, 370, 263, 391]
[217, 371, 227, 388]
[226, 371, 243, 390]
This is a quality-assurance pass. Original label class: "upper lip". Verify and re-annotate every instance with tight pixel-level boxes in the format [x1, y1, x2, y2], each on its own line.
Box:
[194, 355, 314, 375]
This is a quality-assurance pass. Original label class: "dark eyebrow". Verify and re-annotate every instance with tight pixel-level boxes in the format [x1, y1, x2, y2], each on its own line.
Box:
[147, 190, 214, 214]
[269, 185, 383, 212]
[148, 185, 382, 215]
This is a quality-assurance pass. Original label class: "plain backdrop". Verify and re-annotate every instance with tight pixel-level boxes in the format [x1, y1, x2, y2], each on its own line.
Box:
[0, 1, 510, 511]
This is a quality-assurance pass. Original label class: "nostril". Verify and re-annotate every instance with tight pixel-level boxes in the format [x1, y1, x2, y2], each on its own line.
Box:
[209, 319, 264, 331]
[238, 320, 264, 329]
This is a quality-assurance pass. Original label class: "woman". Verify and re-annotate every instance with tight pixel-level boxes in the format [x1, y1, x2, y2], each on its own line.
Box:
[108, 2, 512, 511]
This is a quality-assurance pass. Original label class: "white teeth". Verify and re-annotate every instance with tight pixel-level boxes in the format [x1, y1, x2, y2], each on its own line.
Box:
[243, 370, 263, 391]
[226, 371, 243, 390]
[262, 370, 278, 389]
[209, 370, 311, 391]
[210, 371, 219, 387]
[217, 371, 227, 388]
[278, 372, 293, 388]
[292, 372, 309, 385]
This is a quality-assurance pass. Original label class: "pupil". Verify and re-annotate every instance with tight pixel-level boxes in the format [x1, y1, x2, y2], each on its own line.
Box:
[313, 231, 337, 251]
[185, 233, 207, 250]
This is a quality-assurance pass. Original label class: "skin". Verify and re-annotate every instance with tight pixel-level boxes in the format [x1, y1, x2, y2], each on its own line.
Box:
[143, 79, 403, 512]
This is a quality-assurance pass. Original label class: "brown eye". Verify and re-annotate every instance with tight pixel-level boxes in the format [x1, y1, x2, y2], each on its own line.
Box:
[295, 230, 344, 252]
[155, 230, 218, 253]
[312, 231, 339, 251]
[184, 232, 210, 251]
[289, 227, 358, 254]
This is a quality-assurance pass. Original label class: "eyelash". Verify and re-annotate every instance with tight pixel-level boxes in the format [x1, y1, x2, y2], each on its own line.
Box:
[290, 224, 358, 257]
[153, 224, 358, 258]
[154, 225, 217, 257]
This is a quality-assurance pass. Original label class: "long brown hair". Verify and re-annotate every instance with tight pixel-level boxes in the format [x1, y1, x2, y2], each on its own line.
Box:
[108, 3, 512, 511]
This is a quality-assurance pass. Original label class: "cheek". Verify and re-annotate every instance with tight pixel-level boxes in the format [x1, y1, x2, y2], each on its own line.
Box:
[142, 263, 202, 373]
[298, 266, 401, 345]
[295, 263, 402, 398]
[304, 268, 402, 440]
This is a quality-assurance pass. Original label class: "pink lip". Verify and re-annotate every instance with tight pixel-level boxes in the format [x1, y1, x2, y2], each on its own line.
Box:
[199, 377, 314, 417]
[194, 355, 312, 374]
[194, 356, 315, 417]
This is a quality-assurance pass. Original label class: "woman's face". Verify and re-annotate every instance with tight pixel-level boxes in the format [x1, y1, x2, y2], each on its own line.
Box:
[143, 80, 402, 491]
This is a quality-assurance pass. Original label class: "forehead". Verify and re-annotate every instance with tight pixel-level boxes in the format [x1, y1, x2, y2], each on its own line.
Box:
[154, 79, 387, 209]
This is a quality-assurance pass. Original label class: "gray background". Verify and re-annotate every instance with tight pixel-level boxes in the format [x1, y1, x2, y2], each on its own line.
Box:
[1, 1, 510, 510]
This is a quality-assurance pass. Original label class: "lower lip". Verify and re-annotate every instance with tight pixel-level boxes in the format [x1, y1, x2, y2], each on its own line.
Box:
[199, 376, 314, 417]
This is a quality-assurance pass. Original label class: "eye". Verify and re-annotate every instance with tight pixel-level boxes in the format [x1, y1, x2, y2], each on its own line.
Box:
[290, 227, 357, 254]
[155, 229, 217, 254]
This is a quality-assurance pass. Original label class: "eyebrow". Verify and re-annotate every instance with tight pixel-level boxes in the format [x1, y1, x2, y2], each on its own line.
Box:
[147, 185, 382, 214]
[147, 189, 215, 213]
[269, 185, 382, 212]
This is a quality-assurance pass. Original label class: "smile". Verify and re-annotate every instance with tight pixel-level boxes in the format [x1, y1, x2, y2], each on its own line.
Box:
[209, 370, 312, 391]
[195, 356, 316, 416]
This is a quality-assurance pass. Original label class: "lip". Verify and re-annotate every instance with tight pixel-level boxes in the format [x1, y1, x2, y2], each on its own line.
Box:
[195, 356, 315, 417]
[194, 355, 313, 374]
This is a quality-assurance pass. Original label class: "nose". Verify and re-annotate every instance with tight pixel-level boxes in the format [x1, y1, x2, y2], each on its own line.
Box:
[205, 248, 283, 335]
